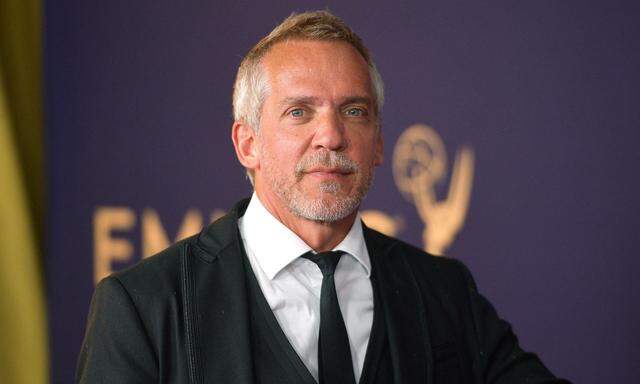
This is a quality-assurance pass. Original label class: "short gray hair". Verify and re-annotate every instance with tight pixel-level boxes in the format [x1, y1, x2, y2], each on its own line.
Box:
[232, 10, 384, 132]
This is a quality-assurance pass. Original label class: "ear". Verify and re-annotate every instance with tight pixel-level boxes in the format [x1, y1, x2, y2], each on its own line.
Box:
[374, 129, 384, 166]
[231, 120, 260, 171]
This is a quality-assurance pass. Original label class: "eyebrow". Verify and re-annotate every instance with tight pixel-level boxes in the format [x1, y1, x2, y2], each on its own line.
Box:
[340, 96, 373, 107]
[278, 96, 321, 108]
[278, 96, 373, 108]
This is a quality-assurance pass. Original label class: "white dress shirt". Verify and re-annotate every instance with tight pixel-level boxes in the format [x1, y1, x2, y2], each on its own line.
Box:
[238, 193, 374, 382]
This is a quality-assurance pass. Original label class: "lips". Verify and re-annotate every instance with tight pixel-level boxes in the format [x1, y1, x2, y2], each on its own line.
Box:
[294, 150, 359, 180]
[305, 167, 353, 175]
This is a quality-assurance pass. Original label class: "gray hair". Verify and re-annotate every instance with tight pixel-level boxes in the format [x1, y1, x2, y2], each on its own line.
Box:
[232, 10, 384, 132]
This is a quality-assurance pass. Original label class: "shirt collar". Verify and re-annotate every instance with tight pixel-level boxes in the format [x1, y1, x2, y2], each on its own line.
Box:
[239, 193, 371, 280]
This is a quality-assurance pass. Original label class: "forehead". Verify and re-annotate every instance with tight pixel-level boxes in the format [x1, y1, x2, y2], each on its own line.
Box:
[261, 40, 373, 99]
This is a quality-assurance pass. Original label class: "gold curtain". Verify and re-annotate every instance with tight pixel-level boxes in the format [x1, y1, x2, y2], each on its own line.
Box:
[0, 0, 49, 383]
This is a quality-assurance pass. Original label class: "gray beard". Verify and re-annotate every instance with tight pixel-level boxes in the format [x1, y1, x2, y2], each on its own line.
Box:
[286, 180, 365, 223]
[264, 150, 374, 223]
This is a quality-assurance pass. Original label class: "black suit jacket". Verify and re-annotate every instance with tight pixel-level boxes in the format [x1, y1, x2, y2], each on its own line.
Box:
[77, 199, 568, 383]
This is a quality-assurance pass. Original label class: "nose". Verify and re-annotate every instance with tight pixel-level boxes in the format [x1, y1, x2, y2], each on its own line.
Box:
[311, 111, 347, 151]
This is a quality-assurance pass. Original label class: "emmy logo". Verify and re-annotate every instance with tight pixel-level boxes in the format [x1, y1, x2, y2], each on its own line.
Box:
[392, 124, 474, 255]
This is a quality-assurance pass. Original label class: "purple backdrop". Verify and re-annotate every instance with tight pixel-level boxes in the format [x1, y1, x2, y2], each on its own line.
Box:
[45, 1, 640, 383]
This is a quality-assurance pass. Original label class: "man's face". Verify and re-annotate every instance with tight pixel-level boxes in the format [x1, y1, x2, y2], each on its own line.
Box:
[253, 40, 383, 222]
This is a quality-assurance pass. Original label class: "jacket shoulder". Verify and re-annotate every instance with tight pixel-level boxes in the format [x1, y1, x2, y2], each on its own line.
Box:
[366, 226, 470, 285]
[106, 235, 198, 296]
[103, 202, 246, 296]
[366, 227, 476, 313]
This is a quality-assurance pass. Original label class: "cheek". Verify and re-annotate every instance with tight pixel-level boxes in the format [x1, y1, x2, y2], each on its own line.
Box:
[260, 139, 300, 170]
[273, 137, 310, 161]
[352, 136, 379, 162]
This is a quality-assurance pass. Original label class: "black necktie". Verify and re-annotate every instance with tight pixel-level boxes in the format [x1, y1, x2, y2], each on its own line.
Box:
[302, 251, 356, 384]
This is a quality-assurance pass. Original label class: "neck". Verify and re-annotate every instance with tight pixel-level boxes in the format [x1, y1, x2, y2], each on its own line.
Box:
[254, 190, 357, 252]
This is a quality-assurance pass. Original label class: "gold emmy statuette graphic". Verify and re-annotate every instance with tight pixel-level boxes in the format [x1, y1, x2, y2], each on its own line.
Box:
[393, 124, 474, 255]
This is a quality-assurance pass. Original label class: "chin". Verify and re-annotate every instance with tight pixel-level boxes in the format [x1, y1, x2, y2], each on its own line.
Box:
[287, 192, 361, 223]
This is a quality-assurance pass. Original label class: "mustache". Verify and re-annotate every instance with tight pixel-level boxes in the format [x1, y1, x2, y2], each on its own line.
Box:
[295, 151, 359, 179]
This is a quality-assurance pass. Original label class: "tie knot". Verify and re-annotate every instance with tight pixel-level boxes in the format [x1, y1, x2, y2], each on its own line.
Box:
[302, 251, 345, 276]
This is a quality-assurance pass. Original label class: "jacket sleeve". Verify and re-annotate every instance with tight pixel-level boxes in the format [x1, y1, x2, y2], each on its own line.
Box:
[455, 261, 572, 384]
[76, 276, 158, 383]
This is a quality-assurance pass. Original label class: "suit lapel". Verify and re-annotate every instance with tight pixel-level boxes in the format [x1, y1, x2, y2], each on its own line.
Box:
[183, 200, 254, 384]
[364, 225, 433, 384]
[181, 203, 434, 383]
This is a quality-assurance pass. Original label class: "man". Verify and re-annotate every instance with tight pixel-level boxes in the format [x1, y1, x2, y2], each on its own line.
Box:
[77, 11, 569, 384]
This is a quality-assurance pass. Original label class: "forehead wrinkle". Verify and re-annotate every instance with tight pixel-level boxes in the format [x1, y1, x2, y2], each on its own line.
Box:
[265, 41, 370, 80]
[262, 40, 375, 112]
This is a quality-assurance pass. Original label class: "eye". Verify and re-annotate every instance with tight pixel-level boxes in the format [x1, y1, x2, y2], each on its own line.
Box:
[345, 107, 366, 117]
[289, 108, 305, 118]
